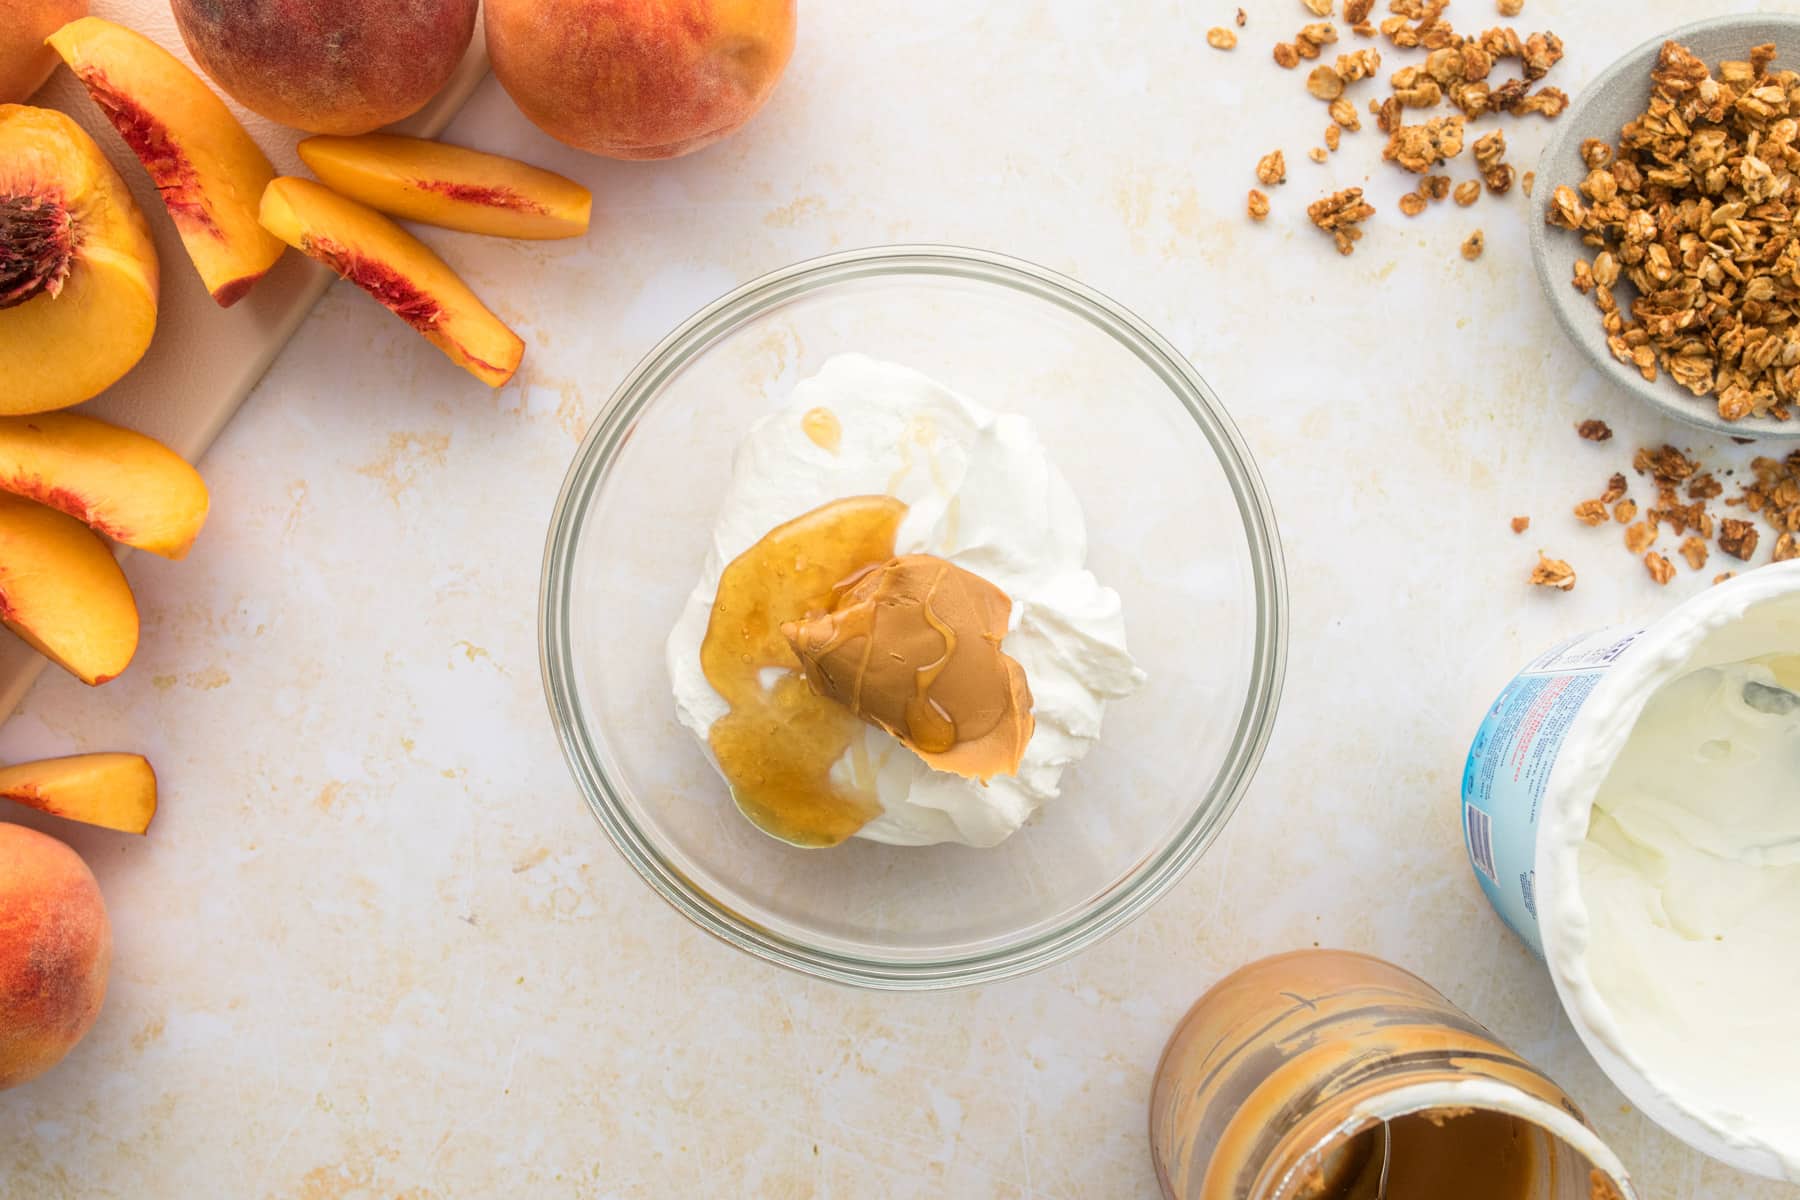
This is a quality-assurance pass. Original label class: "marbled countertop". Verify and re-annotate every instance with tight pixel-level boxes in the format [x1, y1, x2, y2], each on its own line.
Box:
[4, 2, 1798, 1196]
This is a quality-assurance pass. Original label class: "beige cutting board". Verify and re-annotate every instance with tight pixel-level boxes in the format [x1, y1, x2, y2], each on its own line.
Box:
[2, 1, 491, 716]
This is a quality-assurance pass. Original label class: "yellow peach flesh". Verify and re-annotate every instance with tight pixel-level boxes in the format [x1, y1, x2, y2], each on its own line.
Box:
[0, 754, 156, 835]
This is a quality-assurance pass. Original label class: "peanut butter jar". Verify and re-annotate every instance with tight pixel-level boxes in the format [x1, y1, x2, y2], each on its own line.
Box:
[1149, 951, 1637, 1200]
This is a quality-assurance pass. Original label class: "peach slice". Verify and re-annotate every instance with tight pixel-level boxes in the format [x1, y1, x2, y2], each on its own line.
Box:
[259, 177, 525, 387]
[48, 17, 284, 308]
[0, 753, 156, 835]
[0, 493, 137, 685]
[297, 134, 592, 240]
[0, 413, 209, 559]
[0, 104, 158, 414]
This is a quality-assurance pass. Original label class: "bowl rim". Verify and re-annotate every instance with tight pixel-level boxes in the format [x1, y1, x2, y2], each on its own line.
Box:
[1529, 12, 1800, 441]
[537, 244, 1290, 990]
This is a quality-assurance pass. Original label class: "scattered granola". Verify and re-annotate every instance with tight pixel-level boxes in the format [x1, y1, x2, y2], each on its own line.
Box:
[1625, 521, 1657, 555]
[1461, 228, 1485, 259]
[1329, 96, 1362, 128]
[1497, 0, 1523, 14]
[1308, 64, 1346, 99]
[1248, 189, 1272, 221]
[1208, 26, 1238, 50]
[1237, 8, 1248, 27]
[1400, 191, 1428, 217]
[1512, 515, 1531, 533]
[1521, 169, 1535, 195]
[1256, 149, 1288, 185]
[1308, 187, 1376, 254]
[1453, 179, 1481, 205]
[1600, 472, 1628, 503]
[1576, 419, 1612, 442]
[1275, 42, 1301, 68]
[1308, 146, 1330, 163]
[1384, 114, 1466, 173]
[1545, 40, 1800, 422]
[1345, 0, 1374, 26]
[1421, 174, 1451, 201]
[1645, 551, 1676, 585]
[1325, 123, 1342, 151]
[1303, 0, 1334, 16]
[1715, 571, 1737, 584]
[1679, 536, 1709, 571]
[1473, 128, 1514, 192]
[1615, 499, 1637, 523]
[1530, 552, 1577, 590]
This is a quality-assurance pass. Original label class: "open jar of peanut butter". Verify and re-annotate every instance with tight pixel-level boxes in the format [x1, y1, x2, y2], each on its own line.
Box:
[1149, 950, 1637, 1200]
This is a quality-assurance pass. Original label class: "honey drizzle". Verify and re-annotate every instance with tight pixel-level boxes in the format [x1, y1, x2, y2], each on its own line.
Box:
[801, 406, 841, 452]
[699, 495, 906, 847]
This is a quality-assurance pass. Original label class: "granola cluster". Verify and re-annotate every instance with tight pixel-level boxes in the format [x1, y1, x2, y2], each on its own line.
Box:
[1547, 41, 1800, 423]
[1529, 428, 1800, 590]
[1244, 0, 1568, 257]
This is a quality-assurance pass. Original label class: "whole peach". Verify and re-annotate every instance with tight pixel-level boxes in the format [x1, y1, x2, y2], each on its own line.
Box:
[486, 0, 797, 160]
[0, 823, 111, 1090]
[0, 0, 88, 103]
[170, 0, 478, 135]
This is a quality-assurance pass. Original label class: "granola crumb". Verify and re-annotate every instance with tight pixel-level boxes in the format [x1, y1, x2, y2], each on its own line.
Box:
[1521, 169, 1535, 196]
[1714, 572, 1736, 585]
[1325, 123, 1342, 152]
[1576, 419, 1613, 443]
[1530, 552, 1576, 591]
[1461, 229, 1485, 260]
[1236, 7, 1247, 26]
[1511, 516, 1530, 534]
[1400, 191, 1428, 217]
[1303, 0, 1334, 15]
[1720, 518, 1760, 561]
[1679, 536, 1709, 571]
[1248, 189, 1271, 222]
[1625, 521, 1656, 555]
[1208, 26, 1238, 49]
[1573, 499, 1609, 526]
[1497, 0, 1523, 16]
[1645, 551, 1675, 585]
[1421, 174, 1450, 202]
[1777, 532, 1800, 562]
[1275, 42, 1301, 68]
[1453, 179, 1480, 206]
[1308, 146, 1330, 163]
[1601, 472, 1628, 504]
[1329, 96, 1362, 129]
[1307, 187, 1376, 255]
[1614, 499, 1637, 524]
[1256, 149, 1288, 186]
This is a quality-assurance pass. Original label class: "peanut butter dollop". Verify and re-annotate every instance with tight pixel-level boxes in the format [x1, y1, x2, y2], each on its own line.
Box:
[782, 554, 1035, 781]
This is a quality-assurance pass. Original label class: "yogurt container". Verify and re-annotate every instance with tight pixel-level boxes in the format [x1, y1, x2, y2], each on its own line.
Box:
[1149, 950, 1636, 1200]
[1461, 562, 1800, 1181]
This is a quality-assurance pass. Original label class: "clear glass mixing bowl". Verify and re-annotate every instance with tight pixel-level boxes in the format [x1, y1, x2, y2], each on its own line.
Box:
[539, 246, 1287, 989]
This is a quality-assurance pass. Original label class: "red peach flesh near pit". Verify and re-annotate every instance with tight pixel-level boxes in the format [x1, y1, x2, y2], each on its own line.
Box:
[76, 70, 220, 240]
[1, 476, 122, 541]
[415, 179, 550, 214]
[302, 235, 443, 333]
[0, 193, 75, 308]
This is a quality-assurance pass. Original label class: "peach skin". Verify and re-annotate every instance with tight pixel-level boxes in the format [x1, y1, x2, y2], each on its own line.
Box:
[0, 0, 86, 104]
[0, 823, 110, 1090]
[485, 0, 797, 160]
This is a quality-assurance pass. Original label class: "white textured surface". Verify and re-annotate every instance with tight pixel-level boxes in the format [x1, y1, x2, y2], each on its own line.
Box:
[4, 1, 1800, 1197]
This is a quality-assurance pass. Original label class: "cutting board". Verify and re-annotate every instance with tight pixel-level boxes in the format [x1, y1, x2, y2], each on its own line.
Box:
[1, 1, 492, 717]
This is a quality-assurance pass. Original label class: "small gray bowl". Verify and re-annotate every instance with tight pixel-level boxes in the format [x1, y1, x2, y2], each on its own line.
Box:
[1530, 13, 1800, 441]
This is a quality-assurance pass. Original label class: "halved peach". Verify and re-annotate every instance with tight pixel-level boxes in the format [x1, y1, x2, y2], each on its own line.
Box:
[49, 16, 284, 307]
[259, 177, 524, 387]
[0, 413, 208, 559]
[0, 753, 155, 834]
[298, 134, 592, 240]
[0, 492, 137, 685]
[0, 104, 158, 413]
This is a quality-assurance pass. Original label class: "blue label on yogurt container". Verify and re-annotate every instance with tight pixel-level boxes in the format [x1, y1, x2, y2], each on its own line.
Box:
[1461, 627, 1642, 956]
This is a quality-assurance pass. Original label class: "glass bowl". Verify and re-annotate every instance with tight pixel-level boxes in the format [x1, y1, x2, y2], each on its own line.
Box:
[539, 246, 1287, 989]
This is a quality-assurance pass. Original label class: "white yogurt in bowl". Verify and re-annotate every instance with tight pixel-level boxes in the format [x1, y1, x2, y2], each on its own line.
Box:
[1464, 562, 1800, 1181]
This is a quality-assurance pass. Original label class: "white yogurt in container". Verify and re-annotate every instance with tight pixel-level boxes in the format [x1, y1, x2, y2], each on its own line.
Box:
[1462, 562, 1800, 1182]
